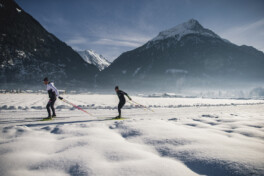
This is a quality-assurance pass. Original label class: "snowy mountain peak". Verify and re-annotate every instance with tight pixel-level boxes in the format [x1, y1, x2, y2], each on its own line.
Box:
[151, 19, 220, 42]
[78, 50, 111, 71]
[182, 19, 203, 29]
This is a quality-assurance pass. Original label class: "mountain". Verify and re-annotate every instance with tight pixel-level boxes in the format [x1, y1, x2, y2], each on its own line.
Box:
[77, 50, 110, 71]
[0, 0, 99, 89]
[98, 19, 264, 91]
[150, 19, 221, 42]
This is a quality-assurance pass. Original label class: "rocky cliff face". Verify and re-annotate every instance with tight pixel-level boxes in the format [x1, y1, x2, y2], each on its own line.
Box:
[0, 0, 99, 89]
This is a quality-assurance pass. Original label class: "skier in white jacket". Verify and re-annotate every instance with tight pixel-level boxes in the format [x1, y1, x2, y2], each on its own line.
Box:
[43, 77, 63, 119]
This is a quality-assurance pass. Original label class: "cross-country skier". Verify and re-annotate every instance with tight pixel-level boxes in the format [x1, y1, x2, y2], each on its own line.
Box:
[115, 86, 131, 119]
[43, 77, 63, 119]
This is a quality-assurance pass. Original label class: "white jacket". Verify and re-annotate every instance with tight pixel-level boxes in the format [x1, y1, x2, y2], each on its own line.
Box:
[46, 82, 59, 97]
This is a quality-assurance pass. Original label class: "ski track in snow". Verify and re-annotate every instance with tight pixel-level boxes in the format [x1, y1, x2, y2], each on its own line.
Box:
[0, 94, 264, 176]
[1, 94, 264, 111]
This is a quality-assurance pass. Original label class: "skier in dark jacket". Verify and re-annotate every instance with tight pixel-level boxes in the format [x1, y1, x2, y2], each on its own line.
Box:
[43, 77, 63, 119]
[115, 86, 131, 119]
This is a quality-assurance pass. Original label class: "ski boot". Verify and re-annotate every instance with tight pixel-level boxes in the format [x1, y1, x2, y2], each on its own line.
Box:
[42, 116, 52, 120]
[114, 115, 121, 119]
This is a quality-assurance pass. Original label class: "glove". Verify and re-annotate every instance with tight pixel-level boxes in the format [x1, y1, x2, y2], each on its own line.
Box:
[58, 96, 63, 100]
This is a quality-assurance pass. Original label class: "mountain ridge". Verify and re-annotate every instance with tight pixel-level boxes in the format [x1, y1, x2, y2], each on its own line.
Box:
[98, 19, 264, 91]
[0, 0, 99, 89]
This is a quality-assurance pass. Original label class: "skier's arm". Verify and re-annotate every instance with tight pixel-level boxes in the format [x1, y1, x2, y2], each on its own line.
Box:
[122, 91, 132, 100]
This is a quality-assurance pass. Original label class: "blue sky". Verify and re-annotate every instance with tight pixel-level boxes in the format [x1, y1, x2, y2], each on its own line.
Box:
[17, 0, 264, 61]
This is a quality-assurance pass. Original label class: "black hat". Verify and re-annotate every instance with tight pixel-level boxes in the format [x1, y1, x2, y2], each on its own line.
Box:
[115, 86, 119, 90]
[43, 77, 48, 81]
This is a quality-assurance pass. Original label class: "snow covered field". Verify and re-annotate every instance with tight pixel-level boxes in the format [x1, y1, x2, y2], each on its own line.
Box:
[0, 94, 264, 176]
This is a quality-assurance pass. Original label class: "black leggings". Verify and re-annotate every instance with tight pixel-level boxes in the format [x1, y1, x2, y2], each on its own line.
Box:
[118, 101, 125, 116]
[46, 99, 56, 116]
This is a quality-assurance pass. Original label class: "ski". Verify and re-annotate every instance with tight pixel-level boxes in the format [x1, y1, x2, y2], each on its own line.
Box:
[111, 117, 127, 120]
[40, 118, 53, 121]
[98, 117, 128, 120]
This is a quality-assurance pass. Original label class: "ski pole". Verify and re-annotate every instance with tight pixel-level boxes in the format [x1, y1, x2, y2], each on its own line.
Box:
[127, 100, 148, 111]
[129, 100, 154, 112]
[61, 99, 94, 117]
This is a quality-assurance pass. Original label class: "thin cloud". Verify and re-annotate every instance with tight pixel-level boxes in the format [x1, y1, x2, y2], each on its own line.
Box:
[92, 32, 153, 48]
[220, 18, 264, 52]
[66, 37, 87, 45]
[83, 22, 153, 46]
[117, 34, 153, 43]
[94, 38, 145, 48]
[227, 19, 264, 34]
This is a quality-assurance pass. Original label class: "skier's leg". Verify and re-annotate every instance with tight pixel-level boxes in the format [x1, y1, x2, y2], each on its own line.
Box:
[46, 101, 51, 117]
[118, 102, 122, 117]
[51, 99, 56, 116]
[118, 101, 125, 117]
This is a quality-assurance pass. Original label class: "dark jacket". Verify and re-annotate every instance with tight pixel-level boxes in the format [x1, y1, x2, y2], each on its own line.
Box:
[116, 90, 128, 102]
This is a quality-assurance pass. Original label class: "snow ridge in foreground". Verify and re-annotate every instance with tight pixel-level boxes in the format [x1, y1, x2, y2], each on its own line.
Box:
[0, 94, 264, 176]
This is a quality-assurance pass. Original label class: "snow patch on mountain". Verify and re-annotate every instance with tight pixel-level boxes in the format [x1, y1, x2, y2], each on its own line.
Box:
[78, 50, 110, 71]
[151, 19, 221, 42]
[16, 8, 21, 13]
[133, 67, 141, 76]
